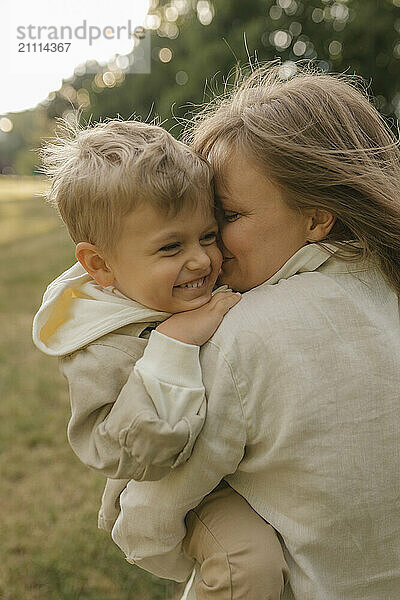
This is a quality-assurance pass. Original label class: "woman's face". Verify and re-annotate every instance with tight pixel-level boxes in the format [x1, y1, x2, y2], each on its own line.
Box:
[215, 153, 311, 292]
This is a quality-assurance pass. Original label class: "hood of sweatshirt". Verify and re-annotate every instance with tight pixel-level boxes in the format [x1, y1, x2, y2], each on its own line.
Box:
[32, 262, 175, 357]
[33, 262, 231, 357]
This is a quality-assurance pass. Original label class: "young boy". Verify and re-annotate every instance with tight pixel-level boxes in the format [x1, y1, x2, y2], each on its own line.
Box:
[33, 120, 288, 599]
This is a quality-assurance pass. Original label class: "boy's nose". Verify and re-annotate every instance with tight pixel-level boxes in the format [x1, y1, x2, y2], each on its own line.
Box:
[186, 248, 211, 271]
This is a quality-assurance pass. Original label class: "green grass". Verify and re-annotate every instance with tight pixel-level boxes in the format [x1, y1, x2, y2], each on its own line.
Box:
[0, 177, 185, 600]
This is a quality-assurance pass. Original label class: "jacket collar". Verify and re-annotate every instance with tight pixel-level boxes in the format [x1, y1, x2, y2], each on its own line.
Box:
[263, 243, 340, 286]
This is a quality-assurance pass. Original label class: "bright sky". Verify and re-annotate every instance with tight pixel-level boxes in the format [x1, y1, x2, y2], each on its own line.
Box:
[1, 0, 150, 115]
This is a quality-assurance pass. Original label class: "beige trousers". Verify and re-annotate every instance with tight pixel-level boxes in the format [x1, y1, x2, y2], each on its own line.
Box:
[183, 482, 289, 600]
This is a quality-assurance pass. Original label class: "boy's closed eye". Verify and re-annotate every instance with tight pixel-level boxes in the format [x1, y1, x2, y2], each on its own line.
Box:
[159, 232, 218, 253]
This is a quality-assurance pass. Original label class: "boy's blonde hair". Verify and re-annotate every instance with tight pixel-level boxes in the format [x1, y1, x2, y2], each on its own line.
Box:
[41, 119, 214, 255]
[186, 62, 400, 293]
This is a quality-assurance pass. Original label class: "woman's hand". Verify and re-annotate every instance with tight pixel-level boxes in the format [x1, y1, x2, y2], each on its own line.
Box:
[155, 290, 241, 346]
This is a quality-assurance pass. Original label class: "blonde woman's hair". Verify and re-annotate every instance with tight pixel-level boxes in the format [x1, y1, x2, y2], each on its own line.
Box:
[41, 119, 213, 255]
[185, 62, 400, 294]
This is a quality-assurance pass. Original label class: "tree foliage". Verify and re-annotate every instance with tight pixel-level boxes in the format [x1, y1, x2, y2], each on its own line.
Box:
[1, 0, 400, 174]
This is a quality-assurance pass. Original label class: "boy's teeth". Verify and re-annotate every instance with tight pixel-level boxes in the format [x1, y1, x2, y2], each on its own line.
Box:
[179, 277, 205, 288]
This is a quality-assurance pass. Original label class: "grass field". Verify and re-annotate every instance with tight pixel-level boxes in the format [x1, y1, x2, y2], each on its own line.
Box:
[0, 176, 185, 600]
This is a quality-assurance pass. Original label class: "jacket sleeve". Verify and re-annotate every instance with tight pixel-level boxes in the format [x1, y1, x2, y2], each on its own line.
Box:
[60, 332, 206, 481]
[110, 338, 247, 582]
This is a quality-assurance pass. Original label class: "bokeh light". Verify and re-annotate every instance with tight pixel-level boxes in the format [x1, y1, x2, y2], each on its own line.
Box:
[60, 85, 77, 102]
[74, 64, 87, 77]
[293, 40, 307, 56]
[331, 3, 349, 21]
[159, 47, 173, 62]
[278, 61, 297, 80]
[94, 73, 106, 89]
[114, 70, 125, 84]
[158, 22, 179, 38]
[76, 89, 91, 108]
[269, 6, 282, 20]
[329, 40, 342, 56]
[165, 5, 179, 21]
[116, 55, 130, 70]
[284, 0, 298, 16]
[145, 13, 162, 29]
[318, 60, 331, 73]
[103, 72, 116, 87]
[312, 8, 324, 23]
[172, 0, 190, 15]
[289, 22, 302, 37]
[197, 0, 214, 25]
[176, 70, 189, 85]
[62, 110, 76, 124]
[271, 30, 292, 50]
[0, 117, 13, 133]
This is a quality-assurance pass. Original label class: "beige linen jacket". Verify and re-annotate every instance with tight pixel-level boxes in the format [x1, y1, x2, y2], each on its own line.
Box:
[110, 243, 400, 600]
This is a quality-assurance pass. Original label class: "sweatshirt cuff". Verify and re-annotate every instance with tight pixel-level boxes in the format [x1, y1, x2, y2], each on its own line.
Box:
[135, 329, 203, 388]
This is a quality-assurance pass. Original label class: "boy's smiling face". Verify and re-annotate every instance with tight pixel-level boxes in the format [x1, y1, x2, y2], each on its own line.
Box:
[106, 202, 223, 313]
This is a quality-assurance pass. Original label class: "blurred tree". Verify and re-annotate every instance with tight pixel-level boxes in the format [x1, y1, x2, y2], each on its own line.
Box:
[1, 0, 400, 174]
[0, 107, 53, 175]
[63, 0, 400, 128]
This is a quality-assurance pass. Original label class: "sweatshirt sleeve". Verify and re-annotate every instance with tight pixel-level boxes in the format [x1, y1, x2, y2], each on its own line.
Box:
[134, 330, 205, 429]
[110, 339, 247, 582]
[60, 333, 206, 482]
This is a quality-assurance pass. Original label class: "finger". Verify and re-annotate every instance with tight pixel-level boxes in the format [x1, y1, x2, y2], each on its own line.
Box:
[209, 289, 239, 303]
[211, 285, 232, 296]
[212, 292, 241, 314]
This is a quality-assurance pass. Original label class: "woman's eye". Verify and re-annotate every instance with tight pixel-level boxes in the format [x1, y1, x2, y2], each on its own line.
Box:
[223, 212, 240, 222]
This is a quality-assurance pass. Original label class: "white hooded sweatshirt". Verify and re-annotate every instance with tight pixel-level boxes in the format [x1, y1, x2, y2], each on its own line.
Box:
[32, 261, 229, 489]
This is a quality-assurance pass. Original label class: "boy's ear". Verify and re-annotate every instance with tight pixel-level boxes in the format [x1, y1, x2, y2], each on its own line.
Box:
[75, 242, 115, 287]
[305, 209, 336, 242]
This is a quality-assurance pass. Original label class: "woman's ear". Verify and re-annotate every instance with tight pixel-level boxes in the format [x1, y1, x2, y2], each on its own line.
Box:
[75, 242, 115, 287]
[305, 209, 336, 242]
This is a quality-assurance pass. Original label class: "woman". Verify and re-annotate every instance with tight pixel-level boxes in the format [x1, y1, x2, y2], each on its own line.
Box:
[111, 64, 400, 599]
